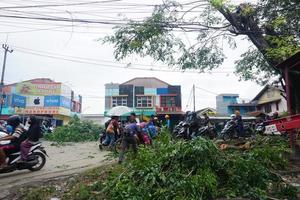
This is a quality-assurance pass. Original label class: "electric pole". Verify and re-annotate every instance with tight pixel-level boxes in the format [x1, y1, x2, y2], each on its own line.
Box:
[0, 44, 13, 117]
[193, 84, 195, 112]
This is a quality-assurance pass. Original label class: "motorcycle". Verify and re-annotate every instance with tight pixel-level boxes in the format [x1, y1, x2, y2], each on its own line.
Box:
[220, 120, 237, 141]
[98, 130, 106, 150]
[195, 125, 216, 139]
[172, 121, 190, 139]
[255, 122, 266, 135]
[0, 142, 48, 174]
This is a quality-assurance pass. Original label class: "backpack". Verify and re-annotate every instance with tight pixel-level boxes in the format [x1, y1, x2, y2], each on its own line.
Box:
[106, 120, 116, 134]
[105, 119, 112, 130]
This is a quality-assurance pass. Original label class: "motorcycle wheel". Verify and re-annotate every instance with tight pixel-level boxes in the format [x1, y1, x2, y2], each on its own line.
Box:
[28, 152, 46, 172]
[114, 138, 123, 154]
[222, 133, 230, 141]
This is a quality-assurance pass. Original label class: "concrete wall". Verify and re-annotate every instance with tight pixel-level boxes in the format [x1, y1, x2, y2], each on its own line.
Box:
[81, 114, 106, 125]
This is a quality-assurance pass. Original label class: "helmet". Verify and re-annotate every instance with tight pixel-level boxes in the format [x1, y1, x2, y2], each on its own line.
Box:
[230, 114, 236, 119]
[165, 115, 170, 119]
[154, 117, 158, 120]
[7, 115, 21, 128]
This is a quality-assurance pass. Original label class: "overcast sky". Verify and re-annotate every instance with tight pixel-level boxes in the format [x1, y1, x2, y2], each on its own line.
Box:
[0, 0, 262, 114]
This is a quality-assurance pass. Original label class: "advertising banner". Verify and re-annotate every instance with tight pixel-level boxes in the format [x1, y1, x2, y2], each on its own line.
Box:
[16, 82, 61, 95]
[60, 96, 71, 109]
[11, 94, 26, 108]
[44, 95, 71, 109]
[26, 96, 44, 107]
[44, 95, 60, 107]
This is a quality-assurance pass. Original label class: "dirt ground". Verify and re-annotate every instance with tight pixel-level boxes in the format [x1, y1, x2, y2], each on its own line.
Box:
[0, 141, 109, 199]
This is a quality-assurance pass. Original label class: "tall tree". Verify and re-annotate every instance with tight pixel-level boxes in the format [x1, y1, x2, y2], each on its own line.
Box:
[104, 0, 300, 113]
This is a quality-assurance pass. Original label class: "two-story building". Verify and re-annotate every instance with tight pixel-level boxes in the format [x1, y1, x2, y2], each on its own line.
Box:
[0, 78, 82, 125]
[216, 94, 240, 116]
[252, 85, 287, 115]
[104, 77, 182, 117]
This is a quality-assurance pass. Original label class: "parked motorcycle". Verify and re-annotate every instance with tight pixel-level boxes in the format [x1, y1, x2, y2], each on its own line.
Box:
[255, 122, 266, 135]
[0, 142, 48, 174]
[220, 120, 237, 141]
[194, 125, 216, 139]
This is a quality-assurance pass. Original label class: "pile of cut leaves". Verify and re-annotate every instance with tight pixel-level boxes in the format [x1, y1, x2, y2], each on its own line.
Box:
[20, 131, 299, 200]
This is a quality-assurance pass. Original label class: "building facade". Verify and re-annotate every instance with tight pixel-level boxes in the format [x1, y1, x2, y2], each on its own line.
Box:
[216, 85, 287, 116]
[216, 94, 239, 116]
[0, 78, 82, 125]
[252, 85, 287, 115]
[104, 77, 182, 116]
[227, 102, 257, 116]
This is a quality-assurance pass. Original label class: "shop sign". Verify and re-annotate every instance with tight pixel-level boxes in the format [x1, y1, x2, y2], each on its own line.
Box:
[15, 107, 59, 115]
[11, 94, 26, 108]
[26, 96, 44, 107]
[16, 82, 61, 95]
[60, 96, 71, 109]
[44, 95, 60, 107]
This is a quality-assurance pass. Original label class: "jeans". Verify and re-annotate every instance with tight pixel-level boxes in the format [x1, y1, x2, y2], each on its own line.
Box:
[102, 133, 115, 146]
[118, 135, 137, 163]
[21, 140, 33, 161]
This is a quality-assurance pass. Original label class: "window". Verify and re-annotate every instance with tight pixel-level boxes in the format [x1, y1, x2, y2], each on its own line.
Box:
[161, 96, 176, 107]
[112, 97, 127, 107]
[264, 104, 272, 113]
[136, 96, 152, 108]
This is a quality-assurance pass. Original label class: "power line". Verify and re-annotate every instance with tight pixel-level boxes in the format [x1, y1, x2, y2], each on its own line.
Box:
[12, 46, 234, 74]
[0, 0, 123, 9]
[195, 86, 218, 95]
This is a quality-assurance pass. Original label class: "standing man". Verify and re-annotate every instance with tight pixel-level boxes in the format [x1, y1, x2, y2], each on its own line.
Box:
[235, 111, 244, 137]
[118, 112, 139, 164]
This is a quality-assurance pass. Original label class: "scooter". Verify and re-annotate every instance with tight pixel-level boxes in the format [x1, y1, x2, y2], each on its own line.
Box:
[0, 142, 48, 174]
[98, 130, 106, 150]
[255, 122, 266, 135]
[220, 120, 237, 141]
[195, 125, 216, 139]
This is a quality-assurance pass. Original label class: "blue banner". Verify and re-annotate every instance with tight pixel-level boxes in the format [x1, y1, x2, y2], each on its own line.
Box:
[44, 95, 60, 107]
[11, 94, 26, 108]
[60, 96, 71, 109]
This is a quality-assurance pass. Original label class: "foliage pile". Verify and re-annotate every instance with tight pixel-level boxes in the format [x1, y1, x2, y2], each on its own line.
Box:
[44, 116, 103, 143]
[101, 133, 297, 199]
[23, 131, 298, 200]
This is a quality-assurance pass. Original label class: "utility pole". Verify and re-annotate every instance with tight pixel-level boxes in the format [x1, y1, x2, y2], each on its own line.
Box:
[193, 84, 195, 112]
[0, 44, 13, 117]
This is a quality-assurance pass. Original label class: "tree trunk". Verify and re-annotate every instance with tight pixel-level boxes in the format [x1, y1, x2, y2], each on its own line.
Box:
[218, 6, 300, 115]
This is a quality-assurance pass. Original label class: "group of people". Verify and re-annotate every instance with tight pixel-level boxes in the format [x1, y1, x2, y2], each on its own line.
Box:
[102, 113, 169, 163]
[0, 115, 42, 169]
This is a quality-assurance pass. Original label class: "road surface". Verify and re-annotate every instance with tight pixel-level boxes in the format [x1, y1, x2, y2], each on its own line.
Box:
[0, 141, 109, 199]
